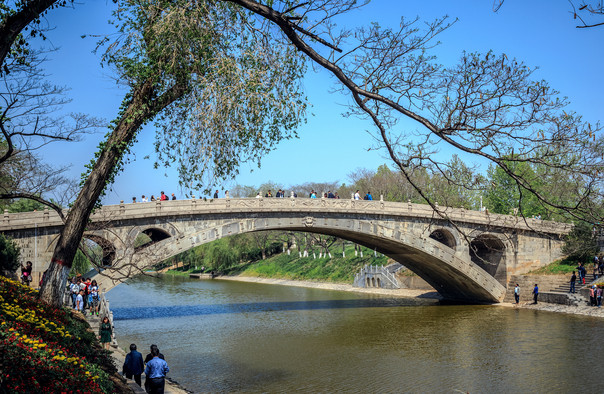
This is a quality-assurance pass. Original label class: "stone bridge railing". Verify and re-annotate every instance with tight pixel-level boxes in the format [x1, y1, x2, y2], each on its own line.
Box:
[0, 197, 572, 236]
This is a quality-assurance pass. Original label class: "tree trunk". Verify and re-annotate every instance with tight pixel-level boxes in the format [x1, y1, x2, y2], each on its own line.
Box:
[39, 80, 184, 306]
[0, 0, 58, 69]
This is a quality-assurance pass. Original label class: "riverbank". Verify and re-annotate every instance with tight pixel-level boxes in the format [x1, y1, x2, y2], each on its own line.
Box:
[511, 300, 604, 318]
[216, 275, 442, 300]
[216, 274, 604, 319]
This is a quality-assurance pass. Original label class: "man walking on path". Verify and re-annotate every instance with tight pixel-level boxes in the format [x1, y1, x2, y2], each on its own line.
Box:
[123, 343, 144, 387]
[514, 283, 520, 305]
[145, 346, 169, 394]
[532, 284, 539, 304]
[570, 271, 577, 293]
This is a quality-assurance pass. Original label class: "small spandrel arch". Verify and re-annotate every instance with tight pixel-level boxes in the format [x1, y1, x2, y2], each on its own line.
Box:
[82, 235, 116, 268]
[134, 227, 171, 251]
[429, 228, 457, 250]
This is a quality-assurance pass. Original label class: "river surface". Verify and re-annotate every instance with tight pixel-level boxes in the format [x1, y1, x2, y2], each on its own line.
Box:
[108, 275, 604, 393]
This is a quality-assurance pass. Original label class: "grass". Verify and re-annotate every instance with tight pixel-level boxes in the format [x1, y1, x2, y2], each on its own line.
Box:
[528, 258, 586, 275]
[163, 244, 392, 283]
[237, 245, 391, 283]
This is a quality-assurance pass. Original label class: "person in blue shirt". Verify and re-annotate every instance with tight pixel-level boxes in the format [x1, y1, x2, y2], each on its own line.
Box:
[532, 284, 539, 304]
[145, 346, 169, 393]
[123, 343, 144, 387]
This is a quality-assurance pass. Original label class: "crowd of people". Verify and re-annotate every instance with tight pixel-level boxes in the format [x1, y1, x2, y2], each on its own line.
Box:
[253, 188, 379, 200]
[123, 343, 170, 393]
[132, 191, 176, 203]
[125, 188, 385, 201]
[68, 276, 101, 316]
[572, 255, 604, 307]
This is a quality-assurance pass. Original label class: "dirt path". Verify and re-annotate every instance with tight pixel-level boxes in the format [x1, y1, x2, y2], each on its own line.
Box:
[217, 275, 441, 299]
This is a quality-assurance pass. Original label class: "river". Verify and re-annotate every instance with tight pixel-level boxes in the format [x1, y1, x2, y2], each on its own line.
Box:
[108, 275, 604, 393]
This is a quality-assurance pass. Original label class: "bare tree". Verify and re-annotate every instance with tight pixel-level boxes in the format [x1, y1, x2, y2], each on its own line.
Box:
[308, 233, 337, 258]
[230, 0, 603, 226]
[494, 0, 604, 28]
[571, 1, 604, 28]
[0, 50, 101, 215]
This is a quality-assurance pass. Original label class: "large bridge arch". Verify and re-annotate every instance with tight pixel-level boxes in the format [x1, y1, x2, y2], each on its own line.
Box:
[94, 214, 506, 303]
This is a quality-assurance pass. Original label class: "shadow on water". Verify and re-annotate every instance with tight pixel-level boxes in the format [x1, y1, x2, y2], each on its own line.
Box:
[113, 297, 438, 321]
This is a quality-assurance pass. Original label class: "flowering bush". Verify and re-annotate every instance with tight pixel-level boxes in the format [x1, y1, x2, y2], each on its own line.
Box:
[0, 276, 116, 393]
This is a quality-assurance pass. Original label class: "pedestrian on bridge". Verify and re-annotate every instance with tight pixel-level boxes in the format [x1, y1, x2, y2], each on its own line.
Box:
[532, 284, 538, 304]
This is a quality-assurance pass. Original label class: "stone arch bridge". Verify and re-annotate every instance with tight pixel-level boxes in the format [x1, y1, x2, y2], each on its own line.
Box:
[0, 197, 571, 303]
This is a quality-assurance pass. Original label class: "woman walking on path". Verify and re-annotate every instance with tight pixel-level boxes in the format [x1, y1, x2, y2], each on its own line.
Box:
[99, 316, 112, 350]
[89, 280, 99, 316]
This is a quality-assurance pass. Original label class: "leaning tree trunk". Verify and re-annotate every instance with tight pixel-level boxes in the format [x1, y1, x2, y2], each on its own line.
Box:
[38, 81, 183, 306]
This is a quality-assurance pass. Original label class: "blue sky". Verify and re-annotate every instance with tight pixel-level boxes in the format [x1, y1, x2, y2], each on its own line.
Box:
[35, 1, 602, 204]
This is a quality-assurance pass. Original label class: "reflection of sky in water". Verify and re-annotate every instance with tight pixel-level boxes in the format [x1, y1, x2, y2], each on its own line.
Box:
[113, 298, 427, 320]
[109, 276, 604, 393]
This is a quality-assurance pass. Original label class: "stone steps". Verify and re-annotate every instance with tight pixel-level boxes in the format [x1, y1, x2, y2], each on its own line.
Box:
[505, 274, 594, 306]
[504, 275, 570, 303]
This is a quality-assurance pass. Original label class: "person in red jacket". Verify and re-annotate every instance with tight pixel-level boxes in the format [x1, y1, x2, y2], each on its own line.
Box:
[160, 191, 168, 201]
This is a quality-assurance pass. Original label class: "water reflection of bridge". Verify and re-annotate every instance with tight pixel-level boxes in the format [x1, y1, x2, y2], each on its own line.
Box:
[0, 197, 570, 303]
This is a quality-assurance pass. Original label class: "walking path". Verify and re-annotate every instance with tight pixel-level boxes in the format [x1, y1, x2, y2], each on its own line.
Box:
[84, 303, 190, 393]
[109, 345, 190, 394]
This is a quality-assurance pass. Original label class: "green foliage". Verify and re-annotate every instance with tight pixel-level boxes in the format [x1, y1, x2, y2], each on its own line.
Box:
[71, 249, 91, 276]
[236, 243, 387, 283]
[562, 221, 599, 263]
[134, 233, 152, 248]
[528, 259, 580, 275]
[89, 0, 308, 197]
[0, 233, 20, 273]
[8, 198, 47, 213]
[484, 160, 544, 217]
[161, 233, 280, 271]
[164, 237, 389, 283]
